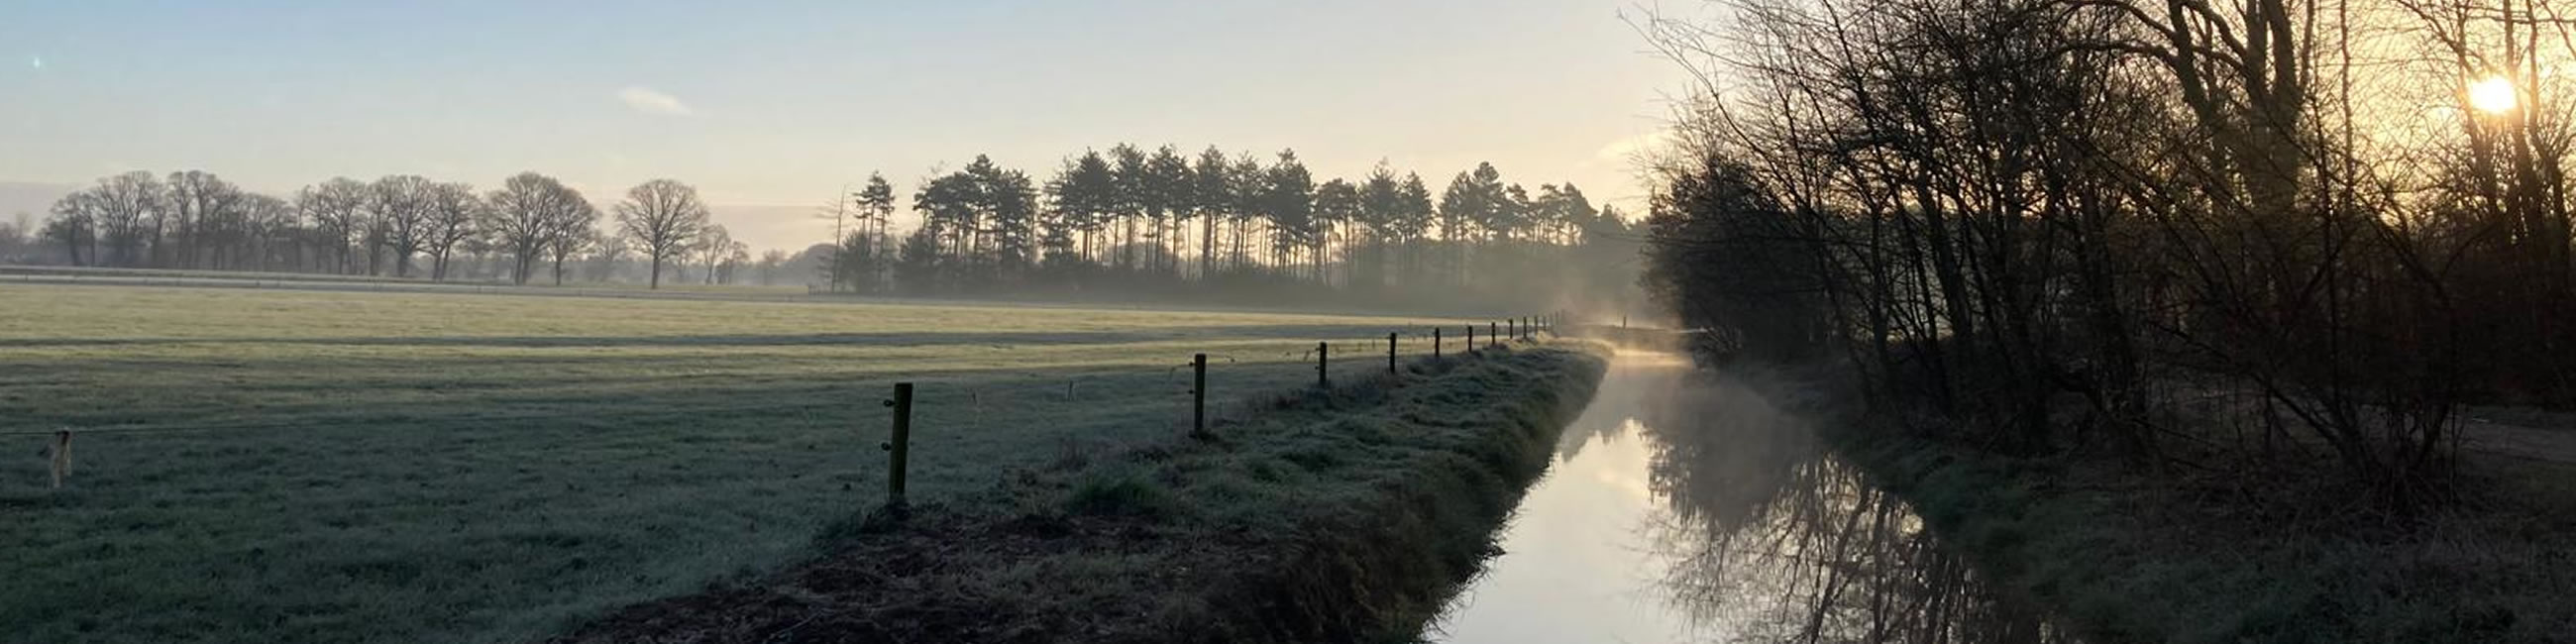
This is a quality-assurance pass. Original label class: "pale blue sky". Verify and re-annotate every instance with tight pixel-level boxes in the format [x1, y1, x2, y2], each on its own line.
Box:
[3, 0, 1686, 249]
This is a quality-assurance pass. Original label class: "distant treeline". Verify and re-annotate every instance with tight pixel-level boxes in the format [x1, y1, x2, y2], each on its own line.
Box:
[820, 145, 1637, 312]
[18, 146, 1642, 311]
[29, 171, 754, 288]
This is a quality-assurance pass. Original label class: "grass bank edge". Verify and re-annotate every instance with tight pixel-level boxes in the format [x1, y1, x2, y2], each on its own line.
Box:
[550, 339, 1613, 644]
[1788, 375, 2576, 644]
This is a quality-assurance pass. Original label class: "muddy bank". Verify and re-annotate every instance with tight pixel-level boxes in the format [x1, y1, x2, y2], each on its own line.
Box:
[549, 342, 1608, 644]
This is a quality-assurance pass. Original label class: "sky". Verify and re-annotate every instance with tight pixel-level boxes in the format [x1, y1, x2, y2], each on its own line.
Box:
[2, 0, 1690, 251]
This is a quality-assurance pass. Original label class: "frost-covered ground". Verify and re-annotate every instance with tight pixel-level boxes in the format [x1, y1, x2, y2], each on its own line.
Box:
[0, 282, 1457, 644]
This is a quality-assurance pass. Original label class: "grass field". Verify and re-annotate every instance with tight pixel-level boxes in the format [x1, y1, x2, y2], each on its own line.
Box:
[558, 343, 1608, 643]
[0, 265, 816, 302]
[0, 282, 1464, 644]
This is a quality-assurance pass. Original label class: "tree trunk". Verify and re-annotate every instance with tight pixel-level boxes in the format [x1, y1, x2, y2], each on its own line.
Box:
[1200, 210, 1215, 280]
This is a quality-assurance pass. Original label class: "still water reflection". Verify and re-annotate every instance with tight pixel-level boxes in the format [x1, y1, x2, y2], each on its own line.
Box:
[1431, 353, 2072, 644]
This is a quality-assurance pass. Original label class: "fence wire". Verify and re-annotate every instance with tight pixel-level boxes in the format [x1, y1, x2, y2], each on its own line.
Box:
[6, 325, 1557, 440]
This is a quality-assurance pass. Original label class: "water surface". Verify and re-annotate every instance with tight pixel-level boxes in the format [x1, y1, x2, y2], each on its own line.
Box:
[1432, 353, 2072, 644]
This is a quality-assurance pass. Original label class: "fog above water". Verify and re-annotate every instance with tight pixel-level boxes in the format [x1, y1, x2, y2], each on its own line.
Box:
[1433, 352, 2076, 644]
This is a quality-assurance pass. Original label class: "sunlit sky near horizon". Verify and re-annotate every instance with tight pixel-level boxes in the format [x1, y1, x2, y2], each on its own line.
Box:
[2, 0, 1691, 251]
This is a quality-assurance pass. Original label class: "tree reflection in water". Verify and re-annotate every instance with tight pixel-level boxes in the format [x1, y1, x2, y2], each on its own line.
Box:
[1633, 370, 2077, 644]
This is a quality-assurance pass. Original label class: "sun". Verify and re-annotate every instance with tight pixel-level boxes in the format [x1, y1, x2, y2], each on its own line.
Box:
[2469, 75, 2519, 115]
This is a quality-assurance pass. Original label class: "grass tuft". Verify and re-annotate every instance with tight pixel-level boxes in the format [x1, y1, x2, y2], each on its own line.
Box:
[1064, 466, 1183, 518]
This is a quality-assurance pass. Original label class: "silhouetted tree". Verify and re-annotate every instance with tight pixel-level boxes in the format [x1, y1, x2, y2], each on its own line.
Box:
[423, 182, 480, 281]
[163, 170, 245, 269]
[1227, 153, 1265, 271]
[300, 177, 369, 273]
[986, 167, 1040, 278]
[1315, 178, 1358, 285]
[485, 172, 590, 285]
[1145, 145, 1192, 274]
[1110, 144, 1149, 271]
[1191, 147, 1232, 279]
[1261, 150, 1317, 280]
[1048, 151, 1119, 268]
[1632, 0, 2488, 500]
[371, 175, 434, 277]
[614, 178, 710, 289]
[893, 222, 943, 293]
[43, 192, 98, 267]
[842, 172, 898, 290]
[545, 203, 599, 286]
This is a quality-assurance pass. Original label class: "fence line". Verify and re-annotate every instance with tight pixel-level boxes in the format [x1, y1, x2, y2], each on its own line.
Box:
[20, 313, 1567, 497]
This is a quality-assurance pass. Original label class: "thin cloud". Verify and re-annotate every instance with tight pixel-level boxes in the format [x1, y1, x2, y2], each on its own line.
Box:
[1591, 131, 1670, 165]
[616, 86, 694, 116]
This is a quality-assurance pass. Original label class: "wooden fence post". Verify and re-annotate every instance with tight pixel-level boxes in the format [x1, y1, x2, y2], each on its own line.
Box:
[1387, 332, 1398, 375]
[1489, 322, 1497, 348]
[1316, 341, 1330, 388]
[882, 382, 913, 507]
[1434, 327, 1443, 359]
[49, 429, 71, 489]
[1191, 354, 1208, 439]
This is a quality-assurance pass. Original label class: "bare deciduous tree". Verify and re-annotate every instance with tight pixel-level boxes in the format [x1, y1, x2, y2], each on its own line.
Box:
[372, 175, 435, 277]
[423, 182, 480, 281]
[483, 172, 590, 285]
[1632, 0, 2506, 503]
[614, 178, 710, 289]
[163, 170, 247, 269]
[694, 224, 734, 284]
[299, 177, 370, 274]
[543, 200, 599, 286]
